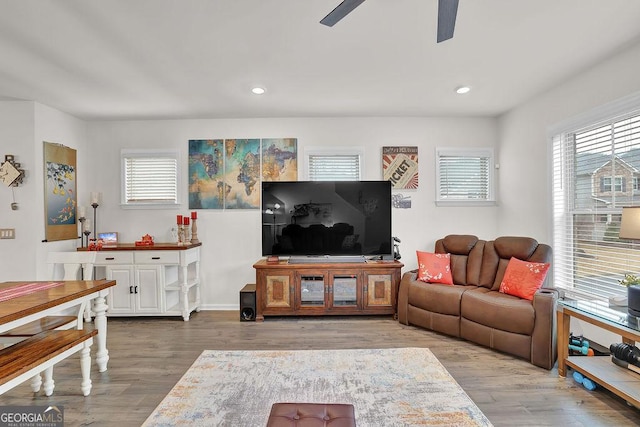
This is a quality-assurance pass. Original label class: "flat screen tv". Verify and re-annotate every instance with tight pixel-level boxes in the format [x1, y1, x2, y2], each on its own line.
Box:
[261, 181, 392, 261]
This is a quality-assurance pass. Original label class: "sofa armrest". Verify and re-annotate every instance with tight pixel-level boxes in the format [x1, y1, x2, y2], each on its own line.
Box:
[397, 270, 417, 325]
[530, 287, 559, 369]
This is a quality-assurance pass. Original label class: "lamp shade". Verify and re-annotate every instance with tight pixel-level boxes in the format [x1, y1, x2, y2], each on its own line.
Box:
[619, 207, 640, 239]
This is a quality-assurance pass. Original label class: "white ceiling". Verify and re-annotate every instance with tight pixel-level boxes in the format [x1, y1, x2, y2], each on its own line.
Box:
[1, 0, 640, 121]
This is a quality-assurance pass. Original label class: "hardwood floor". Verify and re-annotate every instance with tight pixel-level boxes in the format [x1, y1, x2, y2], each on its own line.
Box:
[1, 311, 639, 426]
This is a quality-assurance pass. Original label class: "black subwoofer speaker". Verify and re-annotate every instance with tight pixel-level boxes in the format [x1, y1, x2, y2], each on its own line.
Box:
[240, 283, 256, 321]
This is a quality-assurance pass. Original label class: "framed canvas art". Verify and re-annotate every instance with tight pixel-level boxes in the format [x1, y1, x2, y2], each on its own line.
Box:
[261, 138, 298, 181]
[44, 142, 77, 242]
[188, 139, 224, 209]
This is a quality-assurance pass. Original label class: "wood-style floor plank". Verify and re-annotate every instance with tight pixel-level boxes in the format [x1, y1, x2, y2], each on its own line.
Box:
[1, 311, 638, 426]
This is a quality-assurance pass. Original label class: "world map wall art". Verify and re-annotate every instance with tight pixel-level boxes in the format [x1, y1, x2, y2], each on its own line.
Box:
[188, 138, 297, 209]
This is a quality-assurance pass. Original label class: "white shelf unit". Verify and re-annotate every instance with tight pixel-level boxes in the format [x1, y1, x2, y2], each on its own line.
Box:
[93, 245, 201, 321]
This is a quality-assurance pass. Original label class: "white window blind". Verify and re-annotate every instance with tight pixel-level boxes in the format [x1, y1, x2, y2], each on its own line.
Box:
[308, 154, 360, 181]
[435, 148, 494, 204]
[121, 150, 179, 207]
[553, 111, 640, 300]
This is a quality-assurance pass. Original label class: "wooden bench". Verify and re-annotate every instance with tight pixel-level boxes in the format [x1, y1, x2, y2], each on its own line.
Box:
[0, 316, 78, 348]
[0, 316, 78, 337]
[0, 328, 97, 396]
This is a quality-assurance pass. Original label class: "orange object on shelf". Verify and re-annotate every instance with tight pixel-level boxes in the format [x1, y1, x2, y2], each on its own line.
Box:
[88, 239, 104, 251]
[135, 234, 155, 246]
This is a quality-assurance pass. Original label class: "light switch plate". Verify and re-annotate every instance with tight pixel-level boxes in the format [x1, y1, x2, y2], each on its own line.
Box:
[0, 228, 15, 239]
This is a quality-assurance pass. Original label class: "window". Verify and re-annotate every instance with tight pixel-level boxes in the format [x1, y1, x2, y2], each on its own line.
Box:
[305, 147, 362, 181]
[435, 148, 495, 205]
[601, 176, 624, 192]
[552, 109, 640, 300]
[121, 149, 179, 208]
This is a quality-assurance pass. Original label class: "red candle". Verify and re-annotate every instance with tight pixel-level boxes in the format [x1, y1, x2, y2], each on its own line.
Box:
[183, 217, 190, 226]
[177, 214, 183, 225]
[191, 211, 197, 220]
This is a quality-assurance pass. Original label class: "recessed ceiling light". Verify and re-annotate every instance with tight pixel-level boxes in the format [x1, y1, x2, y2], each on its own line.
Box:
[455, 86, 471, 94]
[252, 87, 266, 95]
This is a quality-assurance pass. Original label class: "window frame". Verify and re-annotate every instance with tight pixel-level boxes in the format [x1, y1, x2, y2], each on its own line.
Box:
[551, 94, 640, 301]
[304, 146, 364, 181]
[602, 176, 624, 192]
[435, 147, 496, 207]
[120, 148, 181, 209]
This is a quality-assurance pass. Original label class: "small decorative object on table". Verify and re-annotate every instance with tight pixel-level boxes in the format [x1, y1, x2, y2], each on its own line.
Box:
[135, 234, 154, 246]
[183, 217, 191, 242]
[618, 206, 640, 317]
[177, 214, 184, 245]
[88, 239, 103, 251]
[618, 273, 640, 317]
[190, 211, 200, 244]
[98, 232, 118, 247]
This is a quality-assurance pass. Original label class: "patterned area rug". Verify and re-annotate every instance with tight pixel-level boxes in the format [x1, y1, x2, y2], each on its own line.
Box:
[143, 347, 492, 427]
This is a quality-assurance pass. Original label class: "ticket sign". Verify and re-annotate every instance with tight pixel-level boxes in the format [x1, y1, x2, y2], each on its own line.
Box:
[382, 147, 419, 189]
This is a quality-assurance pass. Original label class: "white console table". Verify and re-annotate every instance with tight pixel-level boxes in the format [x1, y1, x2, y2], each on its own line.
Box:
[89, 243, 201, 321]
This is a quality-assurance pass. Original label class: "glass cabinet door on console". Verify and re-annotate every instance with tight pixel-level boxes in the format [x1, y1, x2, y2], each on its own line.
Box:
[258, 270, 295, 315]
[330, 272, 360, 310]
[299, 273, 327, 310]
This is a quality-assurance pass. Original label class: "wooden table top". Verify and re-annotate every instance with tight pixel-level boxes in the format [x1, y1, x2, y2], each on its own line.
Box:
[0, 280, 116, 325]
[78, 242, 201, 251]
[253, 258, 404, 269]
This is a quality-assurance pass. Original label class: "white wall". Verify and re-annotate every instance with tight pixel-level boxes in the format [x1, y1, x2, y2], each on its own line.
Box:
[33, 103, 89, 278]
[498, 39, 640, 345]
[0, 101, 88, 281]
[498, 40, 640, 243]
[87, 117, 499, 309]
[0, 102, 35, 279]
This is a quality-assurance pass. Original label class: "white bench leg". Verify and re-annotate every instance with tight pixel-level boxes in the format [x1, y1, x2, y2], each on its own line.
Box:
[80, 342, 92, 396]
[43, 367, 54, 396]
[30, 374, 42, 393]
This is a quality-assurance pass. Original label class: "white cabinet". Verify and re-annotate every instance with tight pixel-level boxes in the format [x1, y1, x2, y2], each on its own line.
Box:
[105, 264, 136, 314]
[134, 265, 163, 313]
[92, 244, 201, 321]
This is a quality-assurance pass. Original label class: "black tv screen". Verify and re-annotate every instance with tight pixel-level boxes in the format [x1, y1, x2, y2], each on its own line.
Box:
[261, 181, 392, 259]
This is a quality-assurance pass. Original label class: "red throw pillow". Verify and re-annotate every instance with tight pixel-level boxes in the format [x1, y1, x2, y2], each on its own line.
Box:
[499, 257, 550, 300]
[416, 251, 454, 285]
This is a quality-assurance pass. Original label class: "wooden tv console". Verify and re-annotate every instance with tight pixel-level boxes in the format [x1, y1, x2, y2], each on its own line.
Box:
[253, 259, 403, 321]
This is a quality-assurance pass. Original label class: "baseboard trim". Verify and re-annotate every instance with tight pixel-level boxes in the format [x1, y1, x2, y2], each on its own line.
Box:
[199, 304, 238, 311]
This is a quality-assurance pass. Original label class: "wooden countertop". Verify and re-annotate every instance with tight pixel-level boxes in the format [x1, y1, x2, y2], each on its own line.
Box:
[78, 242, 202, 251]
[254, 258, 403, 269]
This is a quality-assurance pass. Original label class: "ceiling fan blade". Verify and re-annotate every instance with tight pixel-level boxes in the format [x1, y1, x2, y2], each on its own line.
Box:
[320, 0, 366, 27]
[437, 0, 459, 43]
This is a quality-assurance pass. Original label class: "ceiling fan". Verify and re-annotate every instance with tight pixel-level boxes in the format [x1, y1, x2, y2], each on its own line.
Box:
[320, 0, 459, 43]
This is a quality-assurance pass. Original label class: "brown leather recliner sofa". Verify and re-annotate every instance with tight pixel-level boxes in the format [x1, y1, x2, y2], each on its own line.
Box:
[397, 234, 557, 369]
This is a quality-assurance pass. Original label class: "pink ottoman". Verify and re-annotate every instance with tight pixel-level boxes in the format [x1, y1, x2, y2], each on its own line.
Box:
[266, 403, 356, 427]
